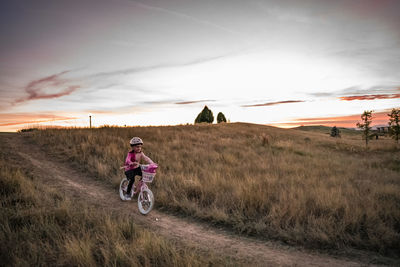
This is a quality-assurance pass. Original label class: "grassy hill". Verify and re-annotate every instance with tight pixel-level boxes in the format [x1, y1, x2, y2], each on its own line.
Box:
[24, 123, 400, 256]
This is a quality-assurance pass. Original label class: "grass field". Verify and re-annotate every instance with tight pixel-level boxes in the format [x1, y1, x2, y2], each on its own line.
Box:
[0, 136, 228, 266]
[26, 123, 400, 256]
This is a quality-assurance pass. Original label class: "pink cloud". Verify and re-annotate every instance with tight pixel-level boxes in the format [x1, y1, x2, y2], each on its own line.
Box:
[15, 70, 80, 103]
[339, 94, 400, 101]
[0, 113, 77, 127]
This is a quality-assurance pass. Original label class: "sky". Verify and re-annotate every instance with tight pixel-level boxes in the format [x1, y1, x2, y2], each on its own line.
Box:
[1, 0, 399, 131]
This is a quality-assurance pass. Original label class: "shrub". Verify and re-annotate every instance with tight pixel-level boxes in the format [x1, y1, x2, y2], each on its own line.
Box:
[18, 128, 39, 133]
[217, 112, 227, 123]
[330, 126, 341, 138]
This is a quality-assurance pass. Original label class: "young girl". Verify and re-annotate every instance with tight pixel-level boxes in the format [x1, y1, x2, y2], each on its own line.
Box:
[123, 137, 154, 200]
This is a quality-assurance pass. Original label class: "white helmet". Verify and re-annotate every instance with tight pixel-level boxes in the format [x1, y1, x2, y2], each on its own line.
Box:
[130, 137, 143, 146]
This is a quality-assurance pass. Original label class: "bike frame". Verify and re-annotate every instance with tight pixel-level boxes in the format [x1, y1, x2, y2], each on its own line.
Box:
[133, 179, 149, 195]
[121, 163, 156, 194]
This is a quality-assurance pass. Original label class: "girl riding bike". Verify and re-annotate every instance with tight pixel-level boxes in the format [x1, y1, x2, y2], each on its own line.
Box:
[123, 137, 155, 200]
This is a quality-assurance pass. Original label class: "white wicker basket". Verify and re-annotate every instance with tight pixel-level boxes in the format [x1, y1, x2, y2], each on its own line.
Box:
[140, 164, 157, 183]
[142, 171, 156, 183]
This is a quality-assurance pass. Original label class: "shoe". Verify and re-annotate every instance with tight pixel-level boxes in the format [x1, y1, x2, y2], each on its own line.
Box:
[124, 194, 132, 201]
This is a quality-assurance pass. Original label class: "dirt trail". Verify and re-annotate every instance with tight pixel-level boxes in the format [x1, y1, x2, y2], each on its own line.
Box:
[4, 133, 388, 266]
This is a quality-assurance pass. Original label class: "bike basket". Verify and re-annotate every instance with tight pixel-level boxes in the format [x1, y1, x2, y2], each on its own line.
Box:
[142, 171, 156, 183]
[140, 164, 157, 183]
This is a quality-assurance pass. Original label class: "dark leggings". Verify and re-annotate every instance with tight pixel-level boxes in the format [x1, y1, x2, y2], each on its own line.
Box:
[125, 167, 142, 194]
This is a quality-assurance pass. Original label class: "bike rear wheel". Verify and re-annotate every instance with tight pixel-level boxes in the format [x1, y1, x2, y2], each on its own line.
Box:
[119, 178, 134, 201]
[138, 188, 154, 215]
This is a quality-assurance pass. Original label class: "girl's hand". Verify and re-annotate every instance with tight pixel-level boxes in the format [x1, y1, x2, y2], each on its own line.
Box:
[130, 162, 139, 168]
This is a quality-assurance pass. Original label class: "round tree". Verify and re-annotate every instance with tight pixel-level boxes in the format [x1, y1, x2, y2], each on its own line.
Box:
[217, 112, 227, 123]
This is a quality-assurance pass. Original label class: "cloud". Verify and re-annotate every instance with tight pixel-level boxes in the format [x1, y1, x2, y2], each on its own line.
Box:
[0, 113, 77, 127]
[341, 85, 400, 95]
[339, 93, 400, 101]
[309, 85, 400, 98]
[84, 105, 149, 115]
[91, 52, 237, 79]
[175, 99, 215, 105]
[15, 70, 80, 103]
[128, 0, 245, 38]
[309, 92, 333, 97]
[241, 100, 305, 107]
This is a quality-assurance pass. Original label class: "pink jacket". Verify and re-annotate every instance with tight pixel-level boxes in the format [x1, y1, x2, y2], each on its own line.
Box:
[124, 151, 154, 171]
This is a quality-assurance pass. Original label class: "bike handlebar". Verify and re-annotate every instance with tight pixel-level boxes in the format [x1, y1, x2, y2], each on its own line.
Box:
[120, 163, 158, 170]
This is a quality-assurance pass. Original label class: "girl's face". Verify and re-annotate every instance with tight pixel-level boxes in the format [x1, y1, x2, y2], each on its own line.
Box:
[132, 145, 142, 153]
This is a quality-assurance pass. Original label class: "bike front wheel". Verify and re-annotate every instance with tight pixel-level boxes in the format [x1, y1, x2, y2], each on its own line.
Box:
[138, 188, 154, 215]
[119, 178, 134, 201]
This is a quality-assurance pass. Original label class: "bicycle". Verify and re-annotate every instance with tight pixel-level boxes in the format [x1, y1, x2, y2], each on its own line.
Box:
[119, 163, 158, 215]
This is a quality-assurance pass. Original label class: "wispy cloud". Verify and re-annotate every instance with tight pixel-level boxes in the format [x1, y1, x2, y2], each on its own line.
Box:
[339, 93, 400, 101]
[15, 70, 80, 104]
[309, 85, 400, 98]
[129, 0, 246, 38]
[309, 92, 333, 97]
[175, 99, 215, 105]
[242, 100, 305, 107]
[91, 52, 237, 79]
[0, 113, 77, 127]
[340, 85, 400, 95]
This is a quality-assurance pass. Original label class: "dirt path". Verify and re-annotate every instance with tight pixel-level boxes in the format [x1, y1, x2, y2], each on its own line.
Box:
[4, 133, 391, 266]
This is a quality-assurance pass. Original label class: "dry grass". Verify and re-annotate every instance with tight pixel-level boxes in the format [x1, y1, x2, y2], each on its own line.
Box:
[0, 138, 228, 266]
[28, 123, 400, 256]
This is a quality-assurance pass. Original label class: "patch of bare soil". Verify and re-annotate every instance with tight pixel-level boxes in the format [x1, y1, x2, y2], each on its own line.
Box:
[3, 133, 396, 266]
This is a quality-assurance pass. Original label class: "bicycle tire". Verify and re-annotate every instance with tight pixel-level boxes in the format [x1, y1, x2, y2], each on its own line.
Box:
[119, 178, 134, 201]
[138, 188, 154, 215]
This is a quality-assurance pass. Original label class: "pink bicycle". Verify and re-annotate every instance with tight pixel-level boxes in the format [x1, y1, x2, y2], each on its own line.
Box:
[119, 164, 158, 215]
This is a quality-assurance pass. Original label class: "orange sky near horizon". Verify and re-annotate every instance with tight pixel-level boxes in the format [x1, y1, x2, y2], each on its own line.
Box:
[271, 111, 392, 128]
[1, 110, 396, 132]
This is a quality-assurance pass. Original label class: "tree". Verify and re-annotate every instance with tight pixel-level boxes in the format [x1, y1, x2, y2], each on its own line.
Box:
[217, 112, 227, 123]
[356, 110, 373, 147]
[195, 106, 214, 123]
[388, 108, 400, 144]
[330, 126, 341, 138]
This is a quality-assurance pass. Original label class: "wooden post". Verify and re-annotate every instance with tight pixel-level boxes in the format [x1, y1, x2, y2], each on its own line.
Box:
[89, 116, 92, 128]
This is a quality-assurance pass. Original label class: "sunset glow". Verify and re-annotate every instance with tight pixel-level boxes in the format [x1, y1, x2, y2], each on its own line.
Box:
[271, 111, 392, 128]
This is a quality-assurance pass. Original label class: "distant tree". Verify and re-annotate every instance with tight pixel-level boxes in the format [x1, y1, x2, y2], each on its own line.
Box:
[330, 126, 341, 138]
[388, 108, 400, 144]
[195, 106, 214, 123]
[217, 112, 227, 123]
[356, 110, 373, 147]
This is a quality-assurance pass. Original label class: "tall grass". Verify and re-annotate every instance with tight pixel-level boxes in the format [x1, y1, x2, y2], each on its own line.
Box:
[28, 123, 400, 256]
[0, 138, 228, 266]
